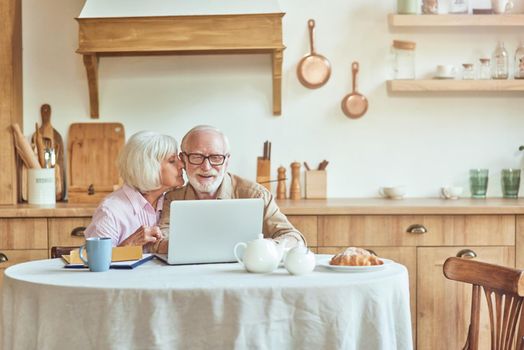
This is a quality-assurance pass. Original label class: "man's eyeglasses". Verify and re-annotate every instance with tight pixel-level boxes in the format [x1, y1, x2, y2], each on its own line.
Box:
[182, 152, 229, 166]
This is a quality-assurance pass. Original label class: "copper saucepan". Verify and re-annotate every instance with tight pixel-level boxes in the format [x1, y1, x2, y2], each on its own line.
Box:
[341, 62, 368, 119]
[297, 19, 331, 89]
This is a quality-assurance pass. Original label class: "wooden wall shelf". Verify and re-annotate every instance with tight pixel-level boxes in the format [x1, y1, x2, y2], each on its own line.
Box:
[76, 13, 285, 118]
[388, 14, 524, 26]
[387, 79, 524, 92]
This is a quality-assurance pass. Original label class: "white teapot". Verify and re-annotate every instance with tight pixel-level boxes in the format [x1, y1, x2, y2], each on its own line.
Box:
[284, 246, 316, 275]
[234, 234, 284, 273]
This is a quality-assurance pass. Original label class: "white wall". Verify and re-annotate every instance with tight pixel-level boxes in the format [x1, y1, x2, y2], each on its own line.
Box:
[22, 0, 524, 198]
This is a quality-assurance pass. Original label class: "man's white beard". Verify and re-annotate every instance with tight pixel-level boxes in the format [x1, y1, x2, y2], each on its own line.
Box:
[189, 170, 225, 196]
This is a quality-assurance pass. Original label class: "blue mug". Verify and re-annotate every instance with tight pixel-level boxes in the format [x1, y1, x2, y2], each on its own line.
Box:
[78, 237, 112, 272]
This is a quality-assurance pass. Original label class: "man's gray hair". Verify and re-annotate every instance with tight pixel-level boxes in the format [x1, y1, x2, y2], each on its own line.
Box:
[181, 125, 230, 153]
[117, 131, 178, 193]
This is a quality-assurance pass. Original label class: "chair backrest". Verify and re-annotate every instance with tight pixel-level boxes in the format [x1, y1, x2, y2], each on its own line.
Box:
[443, 257, 524, 350]
[50, 246, 79, 259]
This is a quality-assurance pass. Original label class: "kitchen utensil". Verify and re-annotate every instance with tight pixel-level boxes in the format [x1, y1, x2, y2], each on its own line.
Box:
[11, 124, 41, 169]
[290, 162, 301, 200]
[284, 246, 316, 275]
[276, 166, 287, 200]
[257, 141, 271, 191]
[31, 104, 66, 201]
[68, 123, 125, 203]
[34, 124, 46, 168]
[297, 19, 331, 89]
[341, 62, 368, 119]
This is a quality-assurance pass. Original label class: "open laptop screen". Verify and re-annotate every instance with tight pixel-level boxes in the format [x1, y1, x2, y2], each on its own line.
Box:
[157, 198, 264, 265]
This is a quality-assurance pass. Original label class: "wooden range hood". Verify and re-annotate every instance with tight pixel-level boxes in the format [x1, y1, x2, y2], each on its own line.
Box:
[76, 0, 285, 118]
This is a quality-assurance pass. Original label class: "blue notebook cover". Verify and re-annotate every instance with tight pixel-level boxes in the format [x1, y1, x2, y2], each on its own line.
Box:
[63, 253, 154, 270]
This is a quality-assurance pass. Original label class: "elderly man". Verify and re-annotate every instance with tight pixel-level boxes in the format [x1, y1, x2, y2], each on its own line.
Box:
[159, 125, 305, 246]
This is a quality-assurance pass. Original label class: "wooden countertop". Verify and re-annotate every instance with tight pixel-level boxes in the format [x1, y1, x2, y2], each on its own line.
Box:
[1, 198, 524, 217]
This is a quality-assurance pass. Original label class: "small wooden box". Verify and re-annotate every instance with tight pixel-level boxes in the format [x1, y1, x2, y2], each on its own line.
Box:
[305, 170, 327, 199]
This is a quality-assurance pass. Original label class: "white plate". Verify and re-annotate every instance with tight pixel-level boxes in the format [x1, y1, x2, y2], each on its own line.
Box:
[318, 257, 393, 273]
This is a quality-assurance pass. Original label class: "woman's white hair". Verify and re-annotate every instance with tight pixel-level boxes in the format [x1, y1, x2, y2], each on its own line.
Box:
[117, 131, 178, 193]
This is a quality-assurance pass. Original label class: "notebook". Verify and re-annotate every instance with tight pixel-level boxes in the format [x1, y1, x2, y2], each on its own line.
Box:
[155, 198, 264, 265]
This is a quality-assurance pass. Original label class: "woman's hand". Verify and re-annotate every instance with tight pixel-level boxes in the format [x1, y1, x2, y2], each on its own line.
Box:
[119, 225, 163, 247]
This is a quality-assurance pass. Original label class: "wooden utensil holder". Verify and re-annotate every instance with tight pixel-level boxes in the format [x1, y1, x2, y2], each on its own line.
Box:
[256, 157, 271, 191]
[305, 170, 327, 199]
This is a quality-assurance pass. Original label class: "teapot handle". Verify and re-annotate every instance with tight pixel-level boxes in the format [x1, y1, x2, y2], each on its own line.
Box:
[233, 242, 247, 266]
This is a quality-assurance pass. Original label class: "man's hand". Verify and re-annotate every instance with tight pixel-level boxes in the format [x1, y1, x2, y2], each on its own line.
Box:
[119, 225, 163, 247]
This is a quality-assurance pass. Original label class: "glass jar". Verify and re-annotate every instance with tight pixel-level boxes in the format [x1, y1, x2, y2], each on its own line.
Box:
[492, 41, 509, 79]
[398, 0, 418, 13]
[450, 0, 469, 13]
[515, 43, 524, 79]
[479, 58, 491, 80]
[391, 40, 416, 80]
[462, 63, 475, 80]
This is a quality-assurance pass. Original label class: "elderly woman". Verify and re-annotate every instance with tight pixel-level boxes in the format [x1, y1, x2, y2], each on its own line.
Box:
[84, 131, 184, 252]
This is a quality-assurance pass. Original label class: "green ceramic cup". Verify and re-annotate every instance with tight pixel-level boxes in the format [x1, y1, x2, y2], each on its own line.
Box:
[501, 168, 521, 198]
[469, 169, 489, 198]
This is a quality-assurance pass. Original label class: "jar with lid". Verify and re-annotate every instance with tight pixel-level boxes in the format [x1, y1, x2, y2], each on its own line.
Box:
[479, 58, 491, 80]
[515, 43, 524, 79]
[492, 41, 509, 79]
[462, 63, 475, 80]
[450, 0, 469, 13]
[391, 40, 416, 80]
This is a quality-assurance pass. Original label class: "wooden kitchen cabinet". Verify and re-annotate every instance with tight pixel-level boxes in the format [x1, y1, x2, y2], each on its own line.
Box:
[48, 218, 90, 254]
[288, 215, 317, 247]
[0, 218, 48, 288]
[417, 246, 514, 350]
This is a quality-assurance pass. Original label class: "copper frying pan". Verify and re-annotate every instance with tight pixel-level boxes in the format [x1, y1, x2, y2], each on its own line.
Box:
[341, 62, 368, 119]
[297, 19, 331, 89]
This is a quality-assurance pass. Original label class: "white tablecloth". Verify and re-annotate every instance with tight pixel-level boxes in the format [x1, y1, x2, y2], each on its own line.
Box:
[1, 255, 412, 350]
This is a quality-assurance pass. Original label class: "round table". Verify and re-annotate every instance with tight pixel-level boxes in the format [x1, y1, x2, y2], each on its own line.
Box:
[1, 255, 412, 350]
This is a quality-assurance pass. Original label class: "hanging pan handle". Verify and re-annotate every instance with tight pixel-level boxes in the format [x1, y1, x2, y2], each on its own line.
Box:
[352, 61, 359, 93]
[308, 19, 316, 54]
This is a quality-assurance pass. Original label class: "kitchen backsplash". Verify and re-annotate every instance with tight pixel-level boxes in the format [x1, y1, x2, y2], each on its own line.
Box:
[22, 0, 524, 197]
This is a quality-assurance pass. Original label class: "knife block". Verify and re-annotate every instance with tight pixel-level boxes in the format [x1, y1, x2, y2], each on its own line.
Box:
[256, 157, 271, 191]
[305, 170, 327, 199]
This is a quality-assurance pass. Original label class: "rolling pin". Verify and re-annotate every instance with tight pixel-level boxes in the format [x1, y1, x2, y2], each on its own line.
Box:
[11, 124, 41, 169]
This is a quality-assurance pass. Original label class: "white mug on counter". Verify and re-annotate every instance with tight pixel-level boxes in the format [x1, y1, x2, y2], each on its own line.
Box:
[491, 0, 513, 13]
[379, 186, 406, 200]
[441, 186, 463, 200]
[436, 65, 457, 79]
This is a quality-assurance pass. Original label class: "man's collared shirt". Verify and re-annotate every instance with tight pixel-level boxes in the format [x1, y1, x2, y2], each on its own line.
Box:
[159, 173, 304, 244]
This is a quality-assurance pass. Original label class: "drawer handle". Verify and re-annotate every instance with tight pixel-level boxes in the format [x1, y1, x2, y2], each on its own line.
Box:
[0, 253, 8, 263]
[71, 227, 86, 237]
[365, 249, 378, 256]
[406, 224, 427, 234]
[456, 249, 477, 259]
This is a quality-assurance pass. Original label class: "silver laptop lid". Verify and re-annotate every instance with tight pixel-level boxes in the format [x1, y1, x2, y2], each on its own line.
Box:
[166, 198, 264, 265]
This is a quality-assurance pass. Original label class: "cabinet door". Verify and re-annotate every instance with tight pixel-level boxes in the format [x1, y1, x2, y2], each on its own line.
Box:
[0, 218, 47, 249]
[48, 218, 92, 251]
[417, 246, 514, 350]
[288, 216, 317, 247]
[0, 250, 48, 289]
[318, 246, 417, 343]
[516, 215, 524, 268]
[318, 215, 514, 247]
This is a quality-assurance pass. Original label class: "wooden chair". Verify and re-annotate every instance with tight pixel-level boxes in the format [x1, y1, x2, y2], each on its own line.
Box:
[443, 257, 524, 350]
[50, 246, 79, 259]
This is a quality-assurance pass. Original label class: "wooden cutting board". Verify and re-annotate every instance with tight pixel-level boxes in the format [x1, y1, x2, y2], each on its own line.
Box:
[67, 123, 125, 203]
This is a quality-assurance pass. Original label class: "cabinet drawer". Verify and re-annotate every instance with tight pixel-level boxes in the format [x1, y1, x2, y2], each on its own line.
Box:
[0, 250, 48, 289]
[48, 218, 92, 248]
[288, 216, 317, 246]
[318, 215, 515, 247]
[0, 218, 47, 249]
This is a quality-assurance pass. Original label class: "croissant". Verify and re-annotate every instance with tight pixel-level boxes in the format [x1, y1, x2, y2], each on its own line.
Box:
[329, 247, 384, 266]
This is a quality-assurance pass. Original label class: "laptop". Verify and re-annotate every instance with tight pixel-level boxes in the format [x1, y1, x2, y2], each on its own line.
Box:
[155, 198, 264, 265]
